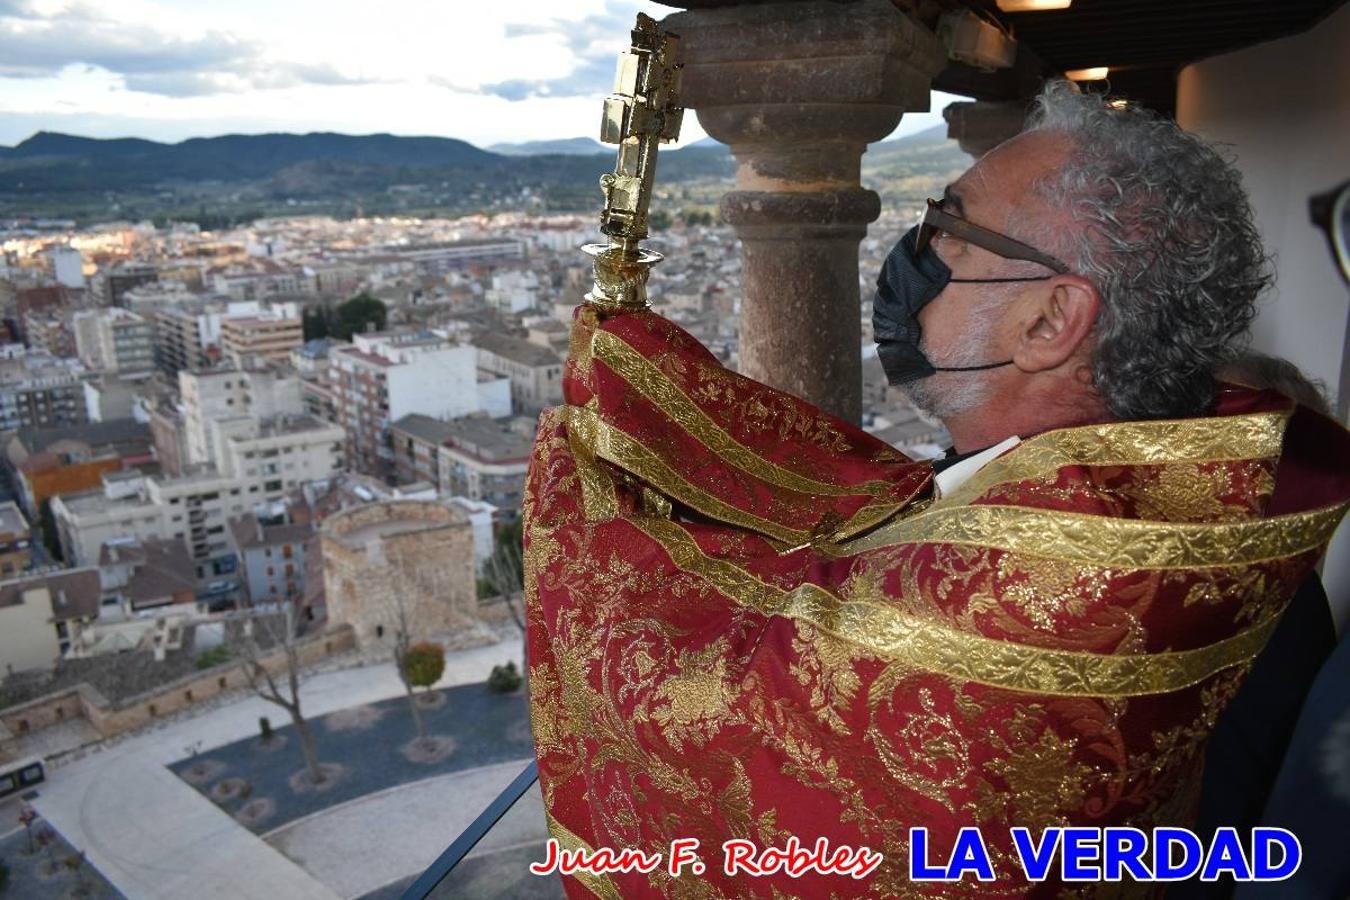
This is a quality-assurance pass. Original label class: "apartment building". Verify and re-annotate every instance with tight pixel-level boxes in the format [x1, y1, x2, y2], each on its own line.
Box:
[51, 415, 342, 580]
[472, 332, 564, 414]
[220, 303, 304, 367]
[154, 305, 216, 375]
[227, 511, 313, 606]
[20, 311, 76, 359]
[179, 363, 304, 467]
[436, 415, 535, 514]
[73, 307, 156, 373]
[331, 330, 509, 480]
[104, 263, 158, 307]
[0, 352, 89, 431]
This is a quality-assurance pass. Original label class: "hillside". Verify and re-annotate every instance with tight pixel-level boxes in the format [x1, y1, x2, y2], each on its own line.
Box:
[0, 125, 968, 224]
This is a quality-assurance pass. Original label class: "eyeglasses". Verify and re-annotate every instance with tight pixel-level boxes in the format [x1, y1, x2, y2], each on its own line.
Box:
[915, 198, 1070, 276]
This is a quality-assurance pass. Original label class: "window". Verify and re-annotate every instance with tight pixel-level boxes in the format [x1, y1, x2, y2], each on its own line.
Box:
[267, 566, 274, 576]
[265, 480, 282, 492]
[282, 544, 293, 559]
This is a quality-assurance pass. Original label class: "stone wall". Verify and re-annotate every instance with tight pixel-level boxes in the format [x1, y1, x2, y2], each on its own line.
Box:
[0, 624, 355, 764]
[321, 499, 477, 649]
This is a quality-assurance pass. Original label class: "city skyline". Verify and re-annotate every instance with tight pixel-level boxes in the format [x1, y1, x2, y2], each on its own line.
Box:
[0, 0, 962, 149]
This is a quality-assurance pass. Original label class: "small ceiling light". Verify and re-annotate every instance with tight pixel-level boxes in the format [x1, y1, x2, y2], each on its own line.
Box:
[996, 0, 1073, 11]
[1066, 67, 1109, 82]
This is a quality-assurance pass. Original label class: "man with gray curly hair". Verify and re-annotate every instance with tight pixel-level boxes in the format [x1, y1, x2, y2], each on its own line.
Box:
[528, 61, 1350, 894]
[874, 79, 1271, 450]
[871, 78, 1340, 892]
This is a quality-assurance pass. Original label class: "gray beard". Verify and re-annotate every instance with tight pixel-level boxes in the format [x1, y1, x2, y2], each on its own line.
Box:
[898, 334, 998, 421]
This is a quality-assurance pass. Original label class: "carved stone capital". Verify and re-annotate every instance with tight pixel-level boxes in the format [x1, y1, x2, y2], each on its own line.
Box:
[943, 100, 1029, 159]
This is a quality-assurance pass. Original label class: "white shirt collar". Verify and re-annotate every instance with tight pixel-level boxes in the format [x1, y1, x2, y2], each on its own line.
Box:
[933, 435, 1021, 499]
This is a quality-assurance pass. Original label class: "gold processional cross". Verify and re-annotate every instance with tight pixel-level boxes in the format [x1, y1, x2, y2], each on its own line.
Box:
[582, 13, 684, 313]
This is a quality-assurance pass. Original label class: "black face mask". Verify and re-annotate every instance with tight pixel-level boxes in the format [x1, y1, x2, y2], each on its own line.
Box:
[872, 224, 1039, 385]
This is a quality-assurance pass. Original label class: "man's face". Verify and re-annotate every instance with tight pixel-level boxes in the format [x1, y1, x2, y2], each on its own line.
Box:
[898, 131, 1073, 421]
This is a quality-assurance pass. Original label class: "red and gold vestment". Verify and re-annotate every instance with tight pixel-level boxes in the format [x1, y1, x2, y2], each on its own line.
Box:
[524, 304, 1350, 898]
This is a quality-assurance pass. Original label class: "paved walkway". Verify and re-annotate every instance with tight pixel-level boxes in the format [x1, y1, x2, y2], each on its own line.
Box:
[267, 758, 545, 899]
[30, 639, 525, 900]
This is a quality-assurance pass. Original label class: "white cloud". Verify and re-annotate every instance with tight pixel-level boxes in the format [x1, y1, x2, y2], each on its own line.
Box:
[0, 0, 959, 149]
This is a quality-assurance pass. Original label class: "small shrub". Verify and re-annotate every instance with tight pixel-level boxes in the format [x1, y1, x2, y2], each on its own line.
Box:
[488, 661, 522, 693]
[403, 642, 445, 690]
[259, 716, 273, 743]
[196, 645, 231, 670]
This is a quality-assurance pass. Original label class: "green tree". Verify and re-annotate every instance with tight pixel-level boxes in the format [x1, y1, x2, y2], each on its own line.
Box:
[403, 641, 446, 692]
[335, 294, 387, 340]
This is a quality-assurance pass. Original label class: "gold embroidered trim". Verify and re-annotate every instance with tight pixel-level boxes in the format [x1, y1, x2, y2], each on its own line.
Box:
[546, 811, 622, 900]
[842, 502, 1346, 569]
[564, 405, 812, 545]
[631, 517, 1284, 697]
[592, 329, 896, 497]
[570, 424, 620, 522]
[939, 411, 1290, 508]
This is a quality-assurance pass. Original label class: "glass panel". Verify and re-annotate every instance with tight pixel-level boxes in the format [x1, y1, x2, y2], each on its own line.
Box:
[382, 764, 563, 900]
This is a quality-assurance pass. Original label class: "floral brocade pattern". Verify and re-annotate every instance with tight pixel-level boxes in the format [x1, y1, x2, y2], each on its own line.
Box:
[525, 306, 1350, 899]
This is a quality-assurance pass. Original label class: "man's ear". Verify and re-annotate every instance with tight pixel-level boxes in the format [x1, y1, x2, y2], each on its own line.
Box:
[1011, 275, 1099, 373]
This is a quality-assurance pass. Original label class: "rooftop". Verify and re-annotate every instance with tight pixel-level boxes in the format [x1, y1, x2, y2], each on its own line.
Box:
[472, 332, 562, 368]
[439, 415, 536, 464]
[12, 418, 151, 457]
[0, 567, 101, 622]
[228, 512, 314, 552]
[100, 537, 197, 608]
[389, 413, 460, 447]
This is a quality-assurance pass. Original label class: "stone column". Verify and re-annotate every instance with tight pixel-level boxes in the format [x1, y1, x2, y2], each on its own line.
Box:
[662, 0, 944, 423]
[942, 100, 1028, 159]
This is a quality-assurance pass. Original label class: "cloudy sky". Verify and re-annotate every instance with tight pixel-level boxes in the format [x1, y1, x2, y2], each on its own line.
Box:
[0, 0, 961, 149]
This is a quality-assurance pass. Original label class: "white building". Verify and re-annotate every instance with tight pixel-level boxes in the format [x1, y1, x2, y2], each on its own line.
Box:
[180, 364, 305, 467]
[332, 330, 510, 479]
[52, 414, 343, 579]
[46, 245, 85, 289]
[485, 269, 541, 314]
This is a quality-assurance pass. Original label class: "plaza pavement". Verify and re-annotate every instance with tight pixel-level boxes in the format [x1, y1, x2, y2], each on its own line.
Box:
[30, 638, 526, 900]
[267, 758, 546, 899]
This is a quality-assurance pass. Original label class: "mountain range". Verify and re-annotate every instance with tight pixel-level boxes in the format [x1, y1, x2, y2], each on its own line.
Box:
[0, 125, 964, 221]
